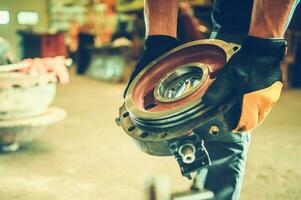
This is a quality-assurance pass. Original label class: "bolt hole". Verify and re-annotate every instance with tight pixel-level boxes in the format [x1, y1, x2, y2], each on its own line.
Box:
[233, 46, 239, 51]
[122, 112, 129, 118]
[209, 125, 220, 135]
[128, 126, 136, 132]
[140, 132, 148, 138]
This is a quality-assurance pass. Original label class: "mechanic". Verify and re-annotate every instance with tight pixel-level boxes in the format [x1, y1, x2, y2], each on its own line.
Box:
[123, 0, 300, 199]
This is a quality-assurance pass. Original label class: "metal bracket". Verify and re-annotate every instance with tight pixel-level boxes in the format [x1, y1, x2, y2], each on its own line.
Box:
[169, 134, 211, 179]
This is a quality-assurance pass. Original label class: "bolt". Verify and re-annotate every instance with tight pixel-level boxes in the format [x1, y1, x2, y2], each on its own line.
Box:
[209, 125, 220, 135]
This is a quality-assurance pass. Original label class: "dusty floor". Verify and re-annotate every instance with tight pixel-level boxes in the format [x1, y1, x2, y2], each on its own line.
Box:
[0, 73, 300, 200]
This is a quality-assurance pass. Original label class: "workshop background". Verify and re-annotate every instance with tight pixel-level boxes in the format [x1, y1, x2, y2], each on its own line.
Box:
[0, 0, 301, 200]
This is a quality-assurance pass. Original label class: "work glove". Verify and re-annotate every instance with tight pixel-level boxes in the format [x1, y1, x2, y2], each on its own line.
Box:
[124, 35, 181, 97]
[203, 36, 287, 132]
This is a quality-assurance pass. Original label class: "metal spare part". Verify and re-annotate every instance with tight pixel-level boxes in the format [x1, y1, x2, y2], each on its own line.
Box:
[117, 39, 241, 178]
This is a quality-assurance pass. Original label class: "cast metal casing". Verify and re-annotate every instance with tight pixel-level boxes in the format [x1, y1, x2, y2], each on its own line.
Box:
[117, 39, 241, 177]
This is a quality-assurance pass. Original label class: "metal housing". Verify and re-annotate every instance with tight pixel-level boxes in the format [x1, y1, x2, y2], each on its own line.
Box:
[117, 39, 241, 177]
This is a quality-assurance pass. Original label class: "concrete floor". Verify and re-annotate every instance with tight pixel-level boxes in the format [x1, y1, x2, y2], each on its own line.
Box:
[0, 73, 300, 200]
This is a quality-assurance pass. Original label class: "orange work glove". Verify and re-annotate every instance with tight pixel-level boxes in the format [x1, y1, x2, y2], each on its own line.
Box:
[203, 36, 287, 132]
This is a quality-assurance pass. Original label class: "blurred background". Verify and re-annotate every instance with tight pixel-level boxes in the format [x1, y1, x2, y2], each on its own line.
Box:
[0, 0, 300, 199]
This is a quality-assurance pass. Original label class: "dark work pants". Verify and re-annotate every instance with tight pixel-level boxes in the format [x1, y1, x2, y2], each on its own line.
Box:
[196, 132, 251, 200]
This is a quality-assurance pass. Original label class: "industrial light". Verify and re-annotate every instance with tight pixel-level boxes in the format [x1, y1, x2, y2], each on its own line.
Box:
[17, 11, 39, 25]
[0, 11, 10, 25]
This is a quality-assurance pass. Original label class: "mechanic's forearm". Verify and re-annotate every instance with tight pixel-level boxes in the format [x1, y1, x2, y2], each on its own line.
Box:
[249, 0, 298, 38]
[144, 0, 178, 37]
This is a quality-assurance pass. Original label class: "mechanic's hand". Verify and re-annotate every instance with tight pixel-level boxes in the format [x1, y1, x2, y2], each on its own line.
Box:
[19, 57, 69, 84]
[124, 35, 181, 97]
[203, 36, 287, 132]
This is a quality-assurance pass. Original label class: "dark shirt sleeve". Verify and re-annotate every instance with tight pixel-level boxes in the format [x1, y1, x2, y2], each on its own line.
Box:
[211, 0, 253, 36]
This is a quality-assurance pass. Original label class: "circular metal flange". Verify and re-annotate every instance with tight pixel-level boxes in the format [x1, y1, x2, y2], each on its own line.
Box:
[125, 39, 238, 131]
[118, 95, 238, 156]
[118, 39, 241, 156]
